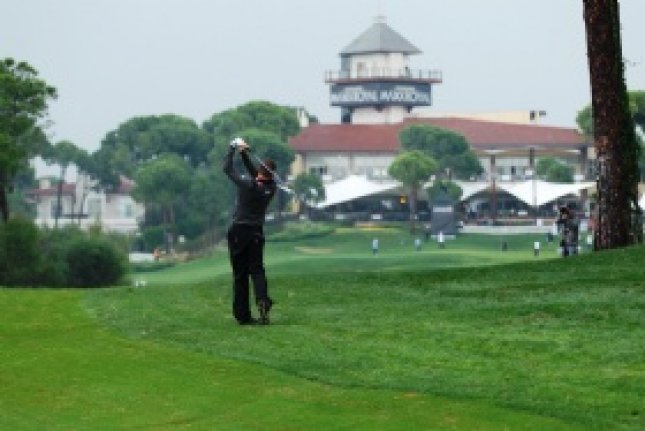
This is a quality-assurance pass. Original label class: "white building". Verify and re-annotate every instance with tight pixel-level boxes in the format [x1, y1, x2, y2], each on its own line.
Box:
[29, 175, 144, 234]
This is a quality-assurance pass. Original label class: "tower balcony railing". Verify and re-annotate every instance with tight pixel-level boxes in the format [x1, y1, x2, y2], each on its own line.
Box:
[325, 68, 443, 84]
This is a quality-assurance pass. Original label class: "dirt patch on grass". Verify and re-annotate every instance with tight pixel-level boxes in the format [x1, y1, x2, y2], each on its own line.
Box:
[294, 246, 334, 254]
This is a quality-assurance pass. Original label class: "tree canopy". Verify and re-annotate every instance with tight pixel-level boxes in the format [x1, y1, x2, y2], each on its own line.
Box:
[203, 100, 301, 147]
[0, 58, 56, 222]
[92, 114, 211, 189]
[535, 157, 574, 183]
[426, 180, 463, 202]
[132, 154, 192, 241]
[399, 124, 483, 180]
[293, 172, 325, 214]
[388, 150, 438, 232]
[576, 90, 645, 136]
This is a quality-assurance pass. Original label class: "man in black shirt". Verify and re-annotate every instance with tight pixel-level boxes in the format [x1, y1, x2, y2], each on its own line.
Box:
[223, 139, 276, 325]
[557, 206, 579, 257]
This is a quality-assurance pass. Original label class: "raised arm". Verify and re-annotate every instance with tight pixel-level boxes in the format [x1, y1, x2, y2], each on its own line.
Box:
[240, 150, 258, 178]
[223, 147, 253, 189]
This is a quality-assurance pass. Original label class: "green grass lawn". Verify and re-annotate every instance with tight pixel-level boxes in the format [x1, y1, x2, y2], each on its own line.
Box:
[2, 228, 643, 430]
[134, 229, 562, 285]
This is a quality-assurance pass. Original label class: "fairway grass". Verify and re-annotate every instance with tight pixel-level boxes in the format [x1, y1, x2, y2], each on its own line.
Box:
[3, 231, 644, 429]
[1, 290, 580, 430]
[134, 231, 561, 286]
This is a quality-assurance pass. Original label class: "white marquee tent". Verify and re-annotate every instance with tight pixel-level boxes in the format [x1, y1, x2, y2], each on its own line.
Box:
[498, 180, 595, 207]
[314, 175, 400, 209]
[456, 180, 594, 207]
[315, 176, 594, 209]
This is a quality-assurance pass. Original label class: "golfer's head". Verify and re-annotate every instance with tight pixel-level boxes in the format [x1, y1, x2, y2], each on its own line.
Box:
[258, 159, 276, 179]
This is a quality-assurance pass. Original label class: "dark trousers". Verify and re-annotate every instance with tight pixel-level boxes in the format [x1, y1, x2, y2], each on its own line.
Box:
[227, 224, 271, 322]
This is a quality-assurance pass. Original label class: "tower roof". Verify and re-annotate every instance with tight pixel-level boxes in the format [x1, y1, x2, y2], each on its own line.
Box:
[340, 16, 421, 56]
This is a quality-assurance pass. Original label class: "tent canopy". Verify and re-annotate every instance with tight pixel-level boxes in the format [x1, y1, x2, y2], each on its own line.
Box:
[456, 180, 593, 207]
[315, 176, 594, 209]
[314, 175, 400, 208]
[499, 180, 594, 207]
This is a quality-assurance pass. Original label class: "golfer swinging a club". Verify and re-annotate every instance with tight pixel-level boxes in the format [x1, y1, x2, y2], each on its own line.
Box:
[223, 137, 276, 325]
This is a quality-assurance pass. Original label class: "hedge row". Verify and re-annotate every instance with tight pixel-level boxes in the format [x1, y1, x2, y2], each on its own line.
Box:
[0, 218, 127, 288]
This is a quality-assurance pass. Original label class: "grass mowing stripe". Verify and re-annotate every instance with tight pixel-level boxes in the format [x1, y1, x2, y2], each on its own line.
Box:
[0, 289, 581, 430]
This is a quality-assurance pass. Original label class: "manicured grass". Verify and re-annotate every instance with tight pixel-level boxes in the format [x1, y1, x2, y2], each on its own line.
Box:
[3, 229, 643, 429]
[1, 289, 579, 430]
[134, 229, 562, 285]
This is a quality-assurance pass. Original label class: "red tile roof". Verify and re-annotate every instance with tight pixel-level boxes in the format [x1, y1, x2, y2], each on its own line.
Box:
[289, 117, 587, 153]
[116, 175, 135, 194]
[28, 176, 135, 196]
[28, 183, 76, 197]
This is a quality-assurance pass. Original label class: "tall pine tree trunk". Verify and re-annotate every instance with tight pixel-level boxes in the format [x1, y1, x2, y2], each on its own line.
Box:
[583, 0, 641, 249]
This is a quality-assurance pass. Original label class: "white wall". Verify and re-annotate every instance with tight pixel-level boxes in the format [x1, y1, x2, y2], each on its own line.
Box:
[350, 53, 410, 78]
[352, 106, 408, 124]
[34, 184, 144, 234]
[303, 152, 395, 181]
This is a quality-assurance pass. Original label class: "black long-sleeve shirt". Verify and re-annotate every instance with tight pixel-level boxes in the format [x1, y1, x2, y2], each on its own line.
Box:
[223, 148, 276, 226]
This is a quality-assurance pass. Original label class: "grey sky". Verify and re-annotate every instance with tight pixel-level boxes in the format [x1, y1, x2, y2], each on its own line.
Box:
[2, 0, 645, 159]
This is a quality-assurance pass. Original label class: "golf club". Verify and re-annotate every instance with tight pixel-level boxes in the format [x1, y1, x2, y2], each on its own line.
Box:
[230, 137, 294, 195]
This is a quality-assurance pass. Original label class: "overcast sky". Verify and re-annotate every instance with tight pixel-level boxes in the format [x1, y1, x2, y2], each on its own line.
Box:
[2, 0, 645, 161]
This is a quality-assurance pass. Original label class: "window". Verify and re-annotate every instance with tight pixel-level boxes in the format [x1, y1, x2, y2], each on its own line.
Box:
[120, 202, 134, 218]
[356, 62, 368, 78]
[309, 166, 327, 176]
[371, 167, 388, 179]
[50, 201, 62, 218]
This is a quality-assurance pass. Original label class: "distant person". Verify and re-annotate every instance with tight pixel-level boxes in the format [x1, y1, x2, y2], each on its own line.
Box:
[223, 138, 276, 325]
[423, 223, 430, 241]
[533, 241, 540, 257]
[556, 207, 579, 257]
[438, 231, 445, 248]
[372, 238, 379, 255]
[414, 237, 422, 251]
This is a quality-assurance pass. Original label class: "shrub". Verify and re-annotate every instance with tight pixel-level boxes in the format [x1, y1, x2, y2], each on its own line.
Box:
[66, 237, 126, 287]
[36, 226, 86, 287]
[0, 217, 40, 285]
[0, 220, 127, 288]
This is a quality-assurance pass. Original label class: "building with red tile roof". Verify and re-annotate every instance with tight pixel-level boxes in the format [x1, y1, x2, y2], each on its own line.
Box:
[286, 16, 593, 221]
[27, 175, 144, 233]
[289, 117, 591, 182]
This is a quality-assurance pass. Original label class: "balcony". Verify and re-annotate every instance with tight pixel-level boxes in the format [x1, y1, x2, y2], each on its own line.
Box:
[325, 68, 442, 84]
